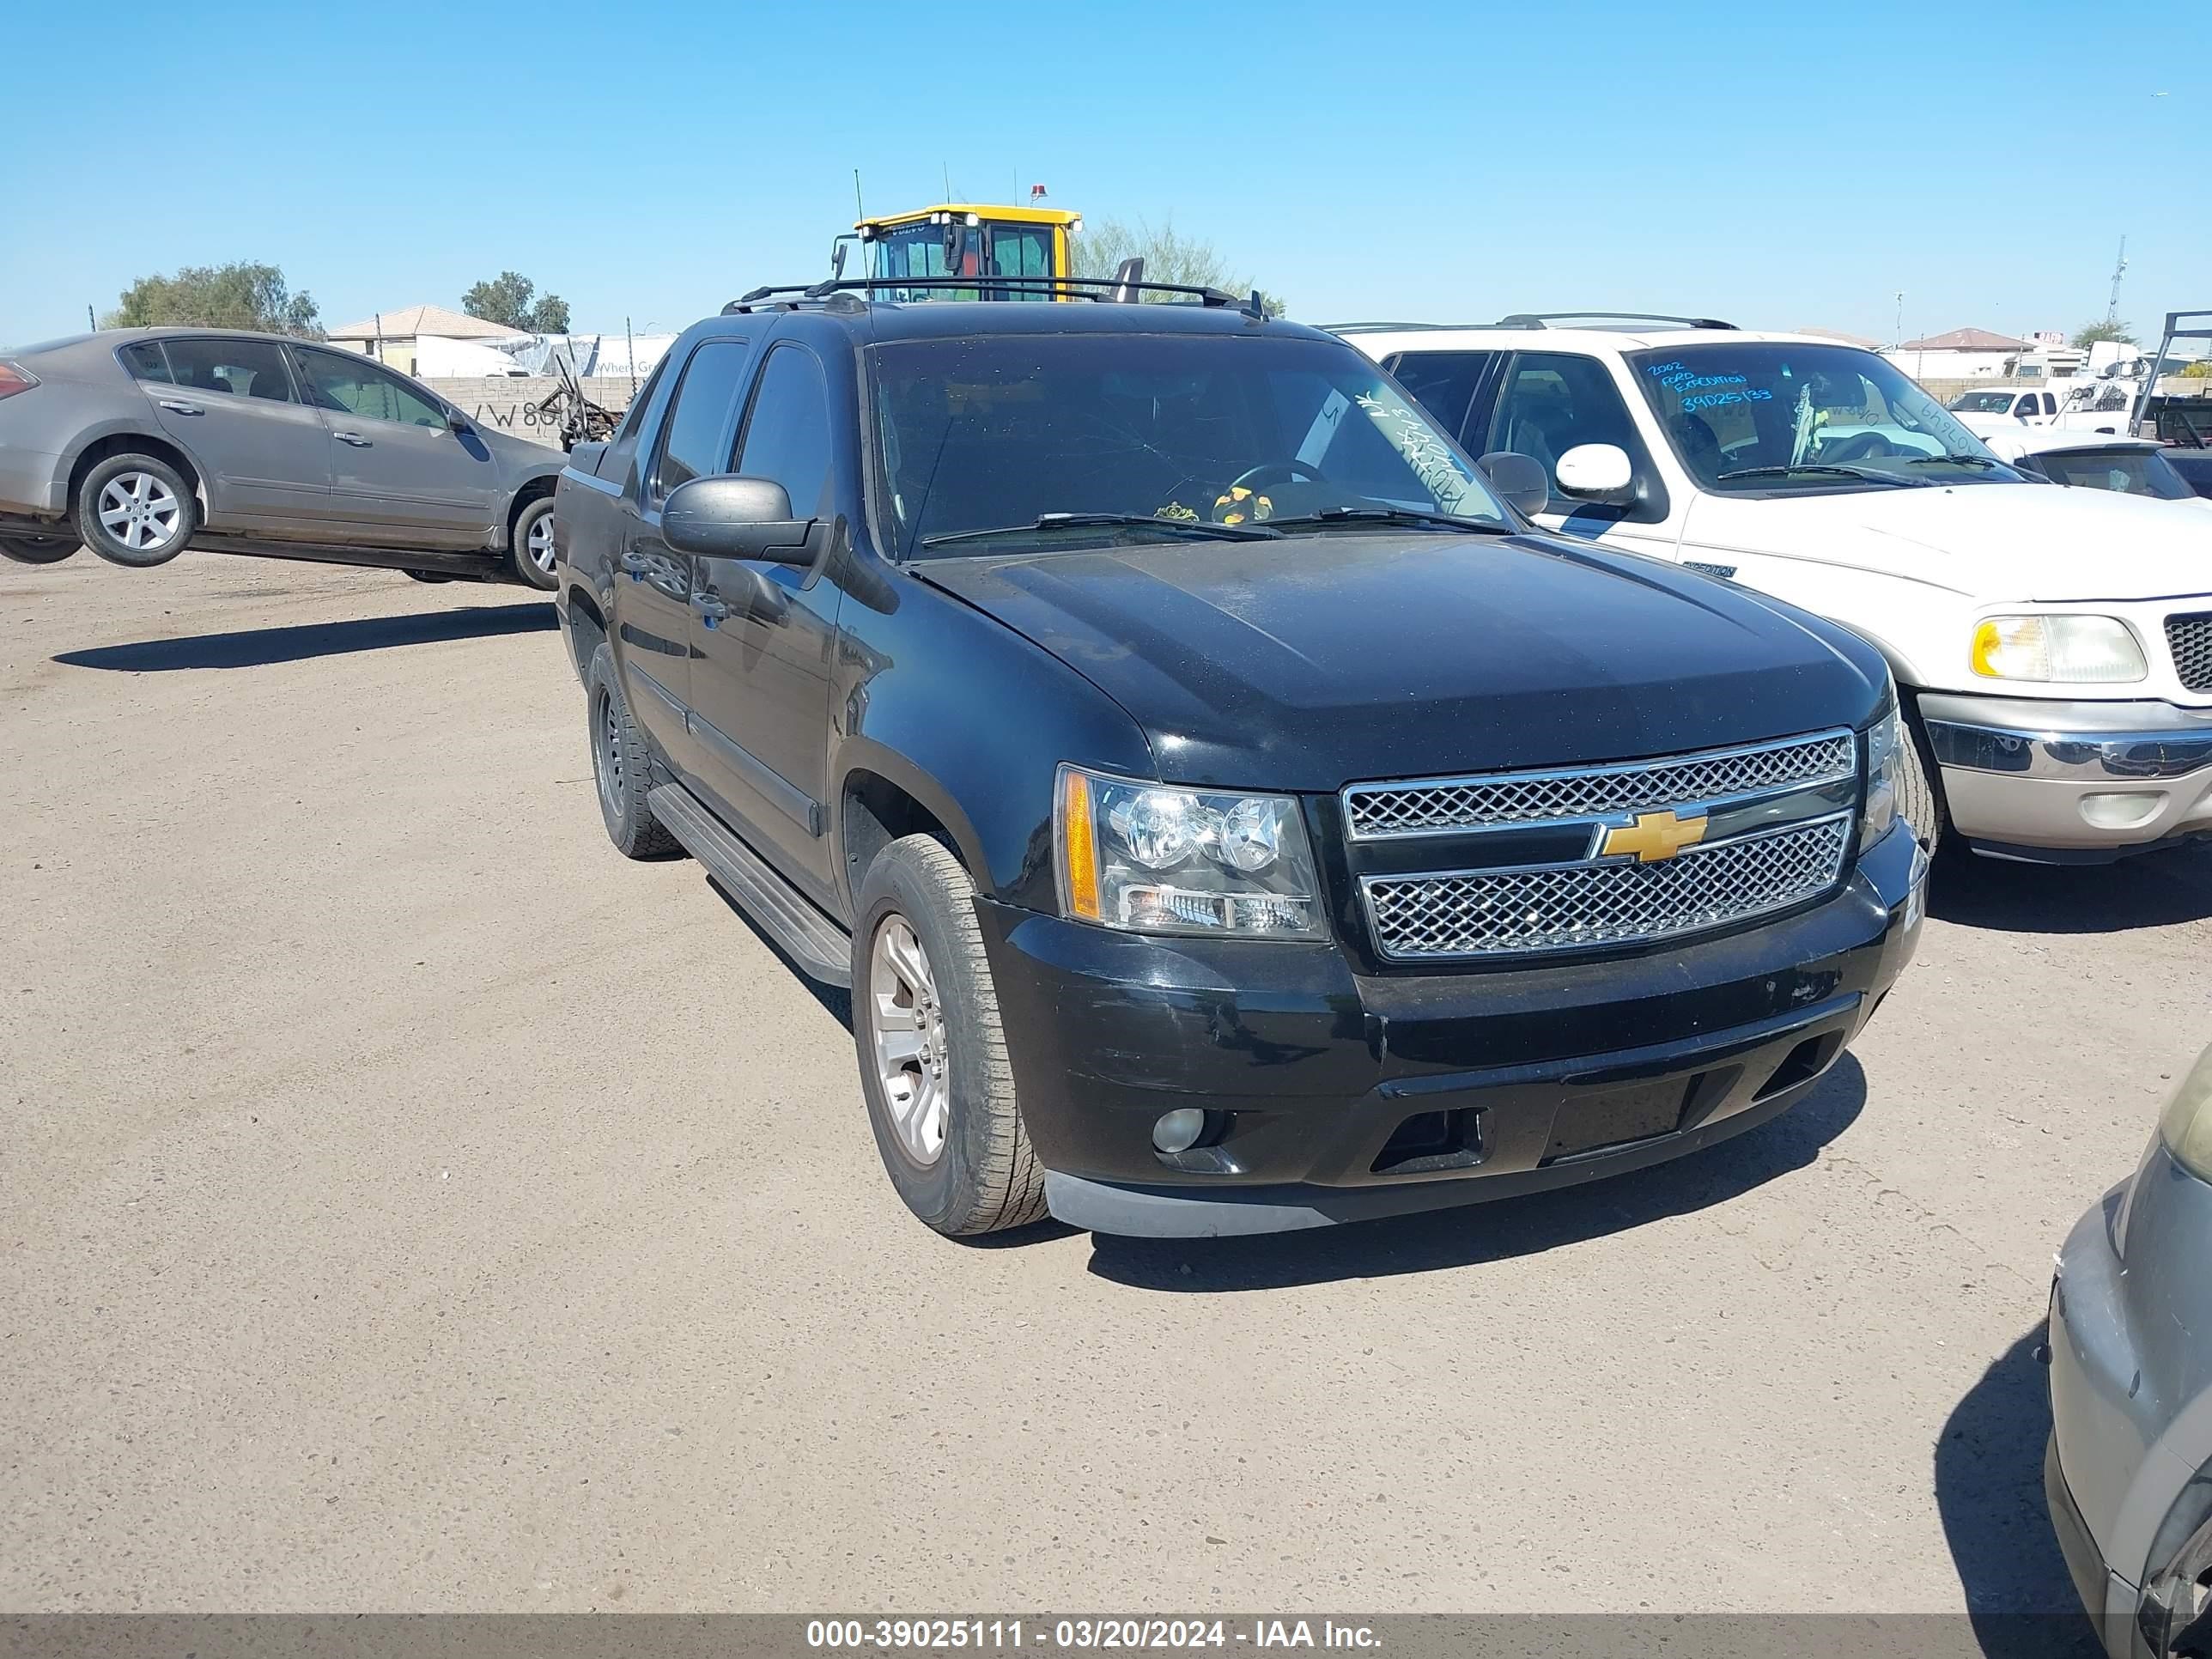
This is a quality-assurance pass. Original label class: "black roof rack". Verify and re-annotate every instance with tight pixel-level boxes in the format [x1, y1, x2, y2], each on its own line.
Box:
[721, 275, 1269, 319]
[1494, 312, 1738, 331]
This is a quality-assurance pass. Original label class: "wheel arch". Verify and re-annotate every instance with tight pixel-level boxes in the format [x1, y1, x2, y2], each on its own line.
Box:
[65, 428, 206, 520]
[835, 745, 993, 915]
[502, 472, 559, 550]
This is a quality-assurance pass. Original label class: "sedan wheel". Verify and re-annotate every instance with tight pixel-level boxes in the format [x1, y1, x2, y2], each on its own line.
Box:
[98, 472, 184, 556]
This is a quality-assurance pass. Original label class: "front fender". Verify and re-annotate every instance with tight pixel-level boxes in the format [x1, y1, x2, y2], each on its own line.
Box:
[830, 573, 1155, 914]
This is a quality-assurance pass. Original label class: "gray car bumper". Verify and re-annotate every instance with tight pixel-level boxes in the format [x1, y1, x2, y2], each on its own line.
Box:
[1920, 692, 2212, 860]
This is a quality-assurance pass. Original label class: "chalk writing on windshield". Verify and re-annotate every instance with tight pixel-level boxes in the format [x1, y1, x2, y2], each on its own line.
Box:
[1644, 360, 1772, 416]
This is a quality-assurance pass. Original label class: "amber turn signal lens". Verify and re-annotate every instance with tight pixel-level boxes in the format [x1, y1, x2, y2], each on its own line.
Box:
[1060, 767, 1101, 921]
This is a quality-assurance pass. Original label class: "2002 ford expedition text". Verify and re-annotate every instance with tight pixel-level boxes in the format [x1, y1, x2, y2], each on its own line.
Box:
[552, 277, 1928, 1240]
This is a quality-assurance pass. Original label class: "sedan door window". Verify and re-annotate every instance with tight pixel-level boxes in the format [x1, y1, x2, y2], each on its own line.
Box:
[163, 338, 295, 402]
[118, 342, 173, 383]
[295, 351, 448, 428]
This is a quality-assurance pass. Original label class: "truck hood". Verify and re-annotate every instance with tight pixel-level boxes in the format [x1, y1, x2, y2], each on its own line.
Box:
[1686, 482, 2212, 604]
[917, 532, 1884, 793]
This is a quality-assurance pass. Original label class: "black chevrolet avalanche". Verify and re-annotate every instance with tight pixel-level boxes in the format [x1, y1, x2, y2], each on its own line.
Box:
[553, 283, 1927, 1240]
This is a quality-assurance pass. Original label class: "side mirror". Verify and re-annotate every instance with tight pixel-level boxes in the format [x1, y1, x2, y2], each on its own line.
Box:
[662, 475, 816, 564]
[1554, 443, 1635, 504]
[447, 409, 474, 435]
[1477, 451, 1550, 518]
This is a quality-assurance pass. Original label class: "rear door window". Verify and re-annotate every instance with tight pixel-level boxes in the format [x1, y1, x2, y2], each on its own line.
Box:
[1385, 350, 1498, 447]
[650, 340, 757, 502]
[163, 338, 295, 402]
[118, 342, 172, 383]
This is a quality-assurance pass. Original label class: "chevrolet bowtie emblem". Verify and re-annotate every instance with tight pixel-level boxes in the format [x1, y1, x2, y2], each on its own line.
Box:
[1601, 809, 1709, 863]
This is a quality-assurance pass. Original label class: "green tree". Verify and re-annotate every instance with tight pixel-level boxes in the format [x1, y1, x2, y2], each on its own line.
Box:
[462, 270, 571, 333]
[2072, 319, 2138, 348]
[1076, 216, 1287, 317]
[2183, 360, 2212, 380]
[105, 262, 319, 336]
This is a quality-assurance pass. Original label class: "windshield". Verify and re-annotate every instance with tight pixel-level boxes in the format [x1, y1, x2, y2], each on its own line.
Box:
[2034, 447, 2196, 501]
[1948, 391, 2021, 414]
[1628, 343, 2022, 491]
[870, 333, 1509, 557]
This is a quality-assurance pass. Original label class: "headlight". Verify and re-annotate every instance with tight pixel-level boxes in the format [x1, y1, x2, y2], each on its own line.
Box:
[2157, 1041, 2212, 1182]
[1055, 765, 1323, 939]
[1971, 615, 2146, 683]
[2137, 1461, 2212, 1659]
[1862, 701, 1904, 846]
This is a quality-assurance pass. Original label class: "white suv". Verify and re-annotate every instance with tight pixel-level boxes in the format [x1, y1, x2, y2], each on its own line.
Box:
[1341, 314, 2212, 863]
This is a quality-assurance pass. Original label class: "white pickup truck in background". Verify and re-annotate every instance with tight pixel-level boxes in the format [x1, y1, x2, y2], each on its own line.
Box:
[1340, 314, 2212, 866]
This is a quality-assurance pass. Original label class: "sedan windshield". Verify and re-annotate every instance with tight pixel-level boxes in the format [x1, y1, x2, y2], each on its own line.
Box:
[870, 332, 1508, 557]
[1627, 343, 2026, 492]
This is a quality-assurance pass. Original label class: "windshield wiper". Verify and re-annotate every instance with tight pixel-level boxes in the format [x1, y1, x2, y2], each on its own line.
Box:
[1902, 453, 2005, 470]
[921, 511, 1284, 550]
[1715, 463, 1920, 487]
[1262, 505, 1512, 534]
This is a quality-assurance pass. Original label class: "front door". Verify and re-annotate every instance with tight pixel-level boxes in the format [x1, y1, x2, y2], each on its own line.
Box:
[618, 336, 759, 771]
[291, 348, 501, 548]
[136, 337, 334, 536]
[686, 340, 842, 892]
[1472, 351, 1687, 562]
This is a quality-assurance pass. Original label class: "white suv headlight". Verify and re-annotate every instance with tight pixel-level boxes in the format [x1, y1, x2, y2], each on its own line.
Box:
[1971, 615, 2146, 683]
[1055, 765, 1323, 939]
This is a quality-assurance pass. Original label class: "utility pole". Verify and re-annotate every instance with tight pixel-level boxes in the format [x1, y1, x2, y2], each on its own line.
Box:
[624, 316, 636, 398]
[86, 303, 95, 331]
[1893, 291, 1905, 349]
[2106, 236, 2129, 330]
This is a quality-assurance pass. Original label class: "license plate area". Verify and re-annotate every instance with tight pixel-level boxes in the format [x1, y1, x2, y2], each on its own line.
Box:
[1543, 1077, 1693, 1162]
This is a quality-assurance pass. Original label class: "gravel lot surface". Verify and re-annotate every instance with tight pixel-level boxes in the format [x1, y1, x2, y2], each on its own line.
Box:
[4, 553, 2208, 1633]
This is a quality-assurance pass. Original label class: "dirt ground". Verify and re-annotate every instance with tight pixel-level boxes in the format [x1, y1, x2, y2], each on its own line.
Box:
[4, 552, 2209, 1627]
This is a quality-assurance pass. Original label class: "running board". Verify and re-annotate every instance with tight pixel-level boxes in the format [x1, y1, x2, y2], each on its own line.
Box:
[647, 784, 852, 987]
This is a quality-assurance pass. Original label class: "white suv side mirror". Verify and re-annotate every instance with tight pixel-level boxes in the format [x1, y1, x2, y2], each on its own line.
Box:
[1555, 443, 1635, 504]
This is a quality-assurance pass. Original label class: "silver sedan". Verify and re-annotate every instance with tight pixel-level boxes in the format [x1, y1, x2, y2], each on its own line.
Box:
[2047, 1041, 2212, 1657]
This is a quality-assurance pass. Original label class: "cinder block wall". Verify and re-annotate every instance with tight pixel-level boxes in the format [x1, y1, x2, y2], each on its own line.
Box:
[422, 377, 639, 450]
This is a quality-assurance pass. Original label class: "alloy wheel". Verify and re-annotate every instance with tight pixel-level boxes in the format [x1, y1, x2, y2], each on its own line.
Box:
[869, 915, 950, 1165]
[526, 512, 556, 577]
[97, 472, 182, 553]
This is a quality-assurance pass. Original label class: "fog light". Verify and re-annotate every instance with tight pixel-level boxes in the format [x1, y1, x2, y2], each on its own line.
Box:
[1152, 1109, 1208, 1153]
[2079, 791, 2163, 830]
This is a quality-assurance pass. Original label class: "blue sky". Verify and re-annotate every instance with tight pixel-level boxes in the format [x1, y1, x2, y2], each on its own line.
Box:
[4, 0, 2205, 349]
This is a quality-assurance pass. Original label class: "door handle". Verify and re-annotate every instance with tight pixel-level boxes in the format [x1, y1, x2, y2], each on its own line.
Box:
[333, 430, 373, 447]
[157, 399, 203, 416]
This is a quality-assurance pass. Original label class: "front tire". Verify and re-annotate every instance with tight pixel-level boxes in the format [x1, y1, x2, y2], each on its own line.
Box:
[585, 643, 679, 859]
[1897, 693, 1952, 854]
[853, 836, 1046, 1237]
[507, 496, 558, 590]
[76, 453, 196, 568]
[0, 534, 78, 565]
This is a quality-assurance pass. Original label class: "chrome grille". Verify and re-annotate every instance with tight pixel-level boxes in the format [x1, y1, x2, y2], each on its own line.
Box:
[1343, 731, 1856, 839]
[1363, 816, 1851, 960]
[2169, 612, 2212, 694]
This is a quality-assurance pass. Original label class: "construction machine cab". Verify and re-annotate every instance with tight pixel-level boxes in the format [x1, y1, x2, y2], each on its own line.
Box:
[831, 204, 1083, 301]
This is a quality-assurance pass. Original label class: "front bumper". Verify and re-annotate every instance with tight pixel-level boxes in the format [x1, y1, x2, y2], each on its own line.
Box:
[1921, 693, 2212, 861]
[979, 819, 1923, 1237]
